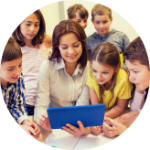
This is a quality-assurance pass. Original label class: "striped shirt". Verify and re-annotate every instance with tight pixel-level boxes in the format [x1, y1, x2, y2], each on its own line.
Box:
[21, 43, 51, 106]
[1, 74, 28, 124]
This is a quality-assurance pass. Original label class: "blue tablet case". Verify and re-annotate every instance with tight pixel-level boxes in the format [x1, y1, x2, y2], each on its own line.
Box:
[47, 104, 106, 129]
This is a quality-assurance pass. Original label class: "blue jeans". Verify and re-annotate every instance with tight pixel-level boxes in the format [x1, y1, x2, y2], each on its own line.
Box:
[26, 104, 35, 116]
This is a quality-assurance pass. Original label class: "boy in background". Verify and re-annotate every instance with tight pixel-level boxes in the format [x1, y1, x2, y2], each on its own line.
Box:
[86, 4, 130, 62]
[0, 37, 40, 138]
[67, 4, 88, 30]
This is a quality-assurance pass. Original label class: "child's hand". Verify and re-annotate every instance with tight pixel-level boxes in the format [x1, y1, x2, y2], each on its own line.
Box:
[21, 124, 39, 139]
[62, 120, 91, 137]
[103, 117, 127, 137]
[91, 126, 102, 135]
[39, 111, 52, 131]
[29, 122, 41, 139]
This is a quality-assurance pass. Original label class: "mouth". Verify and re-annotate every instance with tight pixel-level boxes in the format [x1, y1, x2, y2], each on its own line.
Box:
[99, 29, 105, 32]
[97, 79, 104, 83]
[67, 54, 77, 59]
[28, 34, 34, 37]
[135, 83, 140, 86]
[12, 76, 18, 80]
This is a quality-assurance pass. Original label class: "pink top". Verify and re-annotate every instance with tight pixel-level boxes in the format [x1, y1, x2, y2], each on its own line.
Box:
[21, 43, 51, 106]
[130, 89, 146, 112]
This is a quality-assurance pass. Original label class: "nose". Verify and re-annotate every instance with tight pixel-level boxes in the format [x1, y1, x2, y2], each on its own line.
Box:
[100, 23, 104, 28]
[129, 73, 136, 82]
[68, 46, 75, 54]
[30, 25, 35, 32]
[96, 73, 102, 80]
[16, 67, 22, 76]
[81, 21, 85, 29]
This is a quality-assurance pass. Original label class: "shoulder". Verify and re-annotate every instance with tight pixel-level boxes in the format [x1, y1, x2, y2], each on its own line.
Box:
[116, 68, 128, 79]
[111, 29, 128, 38]
[86, 32, 97, 41]
[43, 34, 52, 48]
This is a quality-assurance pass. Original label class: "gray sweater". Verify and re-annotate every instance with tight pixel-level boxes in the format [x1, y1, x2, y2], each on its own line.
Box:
[86, 29, 130, 60]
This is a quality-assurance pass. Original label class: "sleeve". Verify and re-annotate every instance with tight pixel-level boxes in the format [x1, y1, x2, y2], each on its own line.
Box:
[76, 85, 90, 106]
[86, 68, 95, 89]
[117, 72, 133, 99]
[123, 34, 130, 52]
[12, 76, 29, 124]
[34, 60, 51, 125]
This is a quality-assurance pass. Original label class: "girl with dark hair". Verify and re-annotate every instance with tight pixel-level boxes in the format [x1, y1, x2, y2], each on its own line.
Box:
[12, 9, 52, 116]
[34, 20, 98, 136]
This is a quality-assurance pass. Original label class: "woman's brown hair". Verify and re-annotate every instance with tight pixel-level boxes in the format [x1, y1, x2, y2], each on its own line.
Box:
[1, 37, 22, 63]
[12, 9, 45, 47]
[50, 19, 87, 69]
[90, 42, 120, 106]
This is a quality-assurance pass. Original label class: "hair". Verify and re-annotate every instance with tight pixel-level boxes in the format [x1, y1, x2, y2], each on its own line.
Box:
[12, 9, 45, 47]
[50, 19, 87, 69]
[67, 4, 89, 19]
[124, 36, 149, 70]
[91, 4, 112, 20]
[90, 42, 120, 105]
[1, 37, 22, 63]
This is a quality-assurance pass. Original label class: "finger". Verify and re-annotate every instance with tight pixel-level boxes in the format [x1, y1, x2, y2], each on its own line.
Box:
[91, 126, 101, 135]
[104, 130, 118, 138]
[103, 122, 117, 131]
[77, 121, 91, 134]
[28, 126, 37, 136]
[62, 126, 79, 137]
[65, 123, 81, 135]
[110, 119, 121, 127]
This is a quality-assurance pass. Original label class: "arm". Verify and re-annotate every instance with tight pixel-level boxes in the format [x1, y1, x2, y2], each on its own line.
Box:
[10, 76, 29, 124]
[105, 98, 128, 118]
[34, 60, 52, 131]
[89, 88, 99, 104]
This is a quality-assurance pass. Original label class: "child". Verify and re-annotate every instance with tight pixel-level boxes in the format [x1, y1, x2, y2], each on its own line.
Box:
[12, 9, 52, 116]
[67, 4, 88, 30]
[86, 4, 130, 63]
[103, 36, 150, 137]
[86, 42, 133, 118]
[0, 37, 40, 138]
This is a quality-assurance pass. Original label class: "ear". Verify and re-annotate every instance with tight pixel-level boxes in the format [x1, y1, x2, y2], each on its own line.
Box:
[91, 18, 94, 24]
[110, 17, 113, 23]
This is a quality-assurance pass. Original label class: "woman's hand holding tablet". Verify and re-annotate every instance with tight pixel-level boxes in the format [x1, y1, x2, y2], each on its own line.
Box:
[39, 110, 52, 131]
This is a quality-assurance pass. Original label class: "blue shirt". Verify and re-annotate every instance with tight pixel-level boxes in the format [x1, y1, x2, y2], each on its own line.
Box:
[86, 29, 130, 60]
[1, 73, 28, 124]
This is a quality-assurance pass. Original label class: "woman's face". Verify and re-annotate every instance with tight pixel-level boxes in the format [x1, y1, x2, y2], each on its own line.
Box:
[20, 13, 40, 43]
[58, 32, 82, 66]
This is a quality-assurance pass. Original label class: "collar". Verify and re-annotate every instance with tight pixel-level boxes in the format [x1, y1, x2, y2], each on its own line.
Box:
[56, 58, 83, 75]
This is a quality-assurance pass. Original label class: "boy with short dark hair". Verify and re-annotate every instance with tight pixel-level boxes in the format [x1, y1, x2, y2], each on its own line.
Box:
[67, 4, 88, 30]
[103, 36, 150, 137]
[86, 3, 130, 63]
[0, 37, 40, 138]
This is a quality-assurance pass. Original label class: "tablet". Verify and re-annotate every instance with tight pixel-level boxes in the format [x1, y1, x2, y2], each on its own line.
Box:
[47, 104, 106, 129]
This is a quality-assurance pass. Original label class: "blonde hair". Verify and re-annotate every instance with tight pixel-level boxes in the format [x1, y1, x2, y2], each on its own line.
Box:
[91, 4, 112, 20]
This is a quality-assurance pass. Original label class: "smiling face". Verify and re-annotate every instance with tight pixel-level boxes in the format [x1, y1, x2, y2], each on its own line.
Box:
[20, 13, 40, 43]
[92, 14, 112, 36]
[73, 12, 88, 29]
[91, 60, 115, 87]
[125, 60, 150, 91]
[58, 32, 82, 66]
[0, 57, 22, 87]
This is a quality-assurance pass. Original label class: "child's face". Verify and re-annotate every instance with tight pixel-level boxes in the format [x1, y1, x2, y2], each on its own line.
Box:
[0, 57, 22, 87]
[91, 14, 112, 36]
[73, 12, 88, 29]
[91, 61, 115, 86]
[125, 60, 150, 91]
[59, 32, 82, 66]
[20, 13, 40, 43]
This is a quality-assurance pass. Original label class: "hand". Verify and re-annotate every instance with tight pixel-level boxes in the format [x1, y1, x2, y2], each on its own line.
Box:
[119, 111, 139, 121]
[21, 124, 40, 139]
[21, 119, 41, 139]
[62, 121, 91, 137]
[103, 117, 127, 137]
[91, 126, 103, 135]
[39, 111, 51, 131]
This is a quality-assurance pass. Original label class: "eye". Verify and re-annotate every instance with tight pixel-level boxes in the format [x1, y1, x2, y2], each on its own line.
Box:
[25, 24, 31, 26]
[61, 47, 67, 50]
[103, 72, 108, 74]
[19, 64, 22, 67]
[96, 22, 100, 24]
[103, 21, 108, 24]
[73, 44, 79, 48]
[35, 24, 39, 27]
[8, 68, 13, 71]
[134, 71, 138, 74]
[92, 69, 97, 73]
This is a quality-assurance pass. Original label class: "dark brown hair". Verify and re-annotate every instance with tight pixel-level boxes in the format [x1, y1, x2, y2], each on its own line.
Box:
[50, 19, 87, 69]
[12, 9, 45, 46]
[1, 37, 22, 63]
[124, 36, 149, 70]
[90, 42, 120, 105]
[91, 4, 112, 20]
[67, 4, 89, 19]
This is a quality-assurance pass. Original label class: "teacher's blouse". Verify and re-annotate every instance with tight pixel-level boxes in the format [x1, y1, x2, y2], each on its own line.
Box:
[34, 58, 90, 124]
